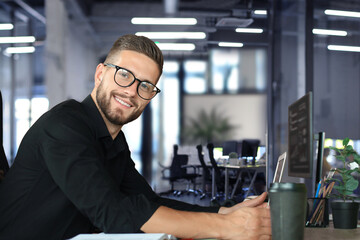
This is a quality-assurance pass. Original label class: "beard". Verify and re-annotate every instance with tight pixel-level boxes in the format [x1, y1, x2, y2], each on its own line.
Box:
[96, 82, 142, 126]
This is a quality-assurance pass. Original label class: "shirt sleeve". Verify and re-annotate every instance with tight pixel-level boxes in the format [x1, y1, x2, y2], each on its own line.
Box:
[40, 110, 160, 233]
[120, 158, 220, 213]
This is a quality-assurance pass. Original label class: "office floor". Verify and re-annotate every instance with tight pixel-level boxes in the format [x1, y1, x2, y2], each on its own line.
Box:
[153, 172, 261, 207]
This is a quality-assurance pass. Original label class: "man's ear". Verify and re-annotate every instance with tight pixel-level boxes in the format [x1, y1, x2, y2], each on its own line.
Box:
[94, 63, 105, 85]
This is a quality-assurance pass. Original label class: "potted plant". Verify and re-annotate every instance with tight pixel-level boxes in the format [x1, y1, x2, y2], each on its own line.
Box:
[327, 138, 360, 229]
[228, 152, 239, 165]
[181, 107, 237, 145]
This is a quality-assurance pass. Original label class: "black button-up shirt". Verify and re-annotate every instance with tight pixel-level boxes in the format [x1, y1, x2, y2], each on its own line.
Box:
[0, 95, 218, 240]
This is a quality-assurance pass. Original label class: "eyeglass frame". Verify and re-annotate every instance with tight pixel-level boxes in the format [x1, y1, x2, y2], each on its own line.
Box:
[103, 63, 161, 100]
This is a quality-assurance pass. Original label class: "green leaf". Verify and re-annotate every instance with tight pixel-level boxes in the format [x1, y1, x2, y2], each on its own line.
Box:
[345, 177, 359, 192]
[345, 145, 354, 152]
[343, 138, 350, 146]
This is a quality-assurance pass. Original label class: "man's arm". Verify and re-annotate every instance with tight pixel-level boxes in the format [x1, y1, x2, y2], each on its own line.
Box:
[141, 193, 271, 240]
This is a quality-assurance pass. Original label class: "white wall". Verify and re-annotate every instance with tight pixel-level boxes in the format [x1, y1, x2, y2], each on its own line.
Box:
[45, 0, 99, 108]
[184, 94, 267, 144]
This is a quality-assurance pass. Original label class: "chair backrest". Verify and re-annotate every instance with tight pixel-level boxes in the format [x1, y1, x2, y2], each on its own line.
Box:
[169, 145, 189, 179]
[206, 143, 223, 188]
[169, 154, 189, 179]
[0, 90, 9, 175]
[196, 145, 210, 180]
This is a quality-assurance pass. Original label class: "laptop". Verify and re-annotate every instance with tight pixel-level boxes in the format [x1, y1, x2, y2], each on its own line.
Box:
[273, 152, 287, 183]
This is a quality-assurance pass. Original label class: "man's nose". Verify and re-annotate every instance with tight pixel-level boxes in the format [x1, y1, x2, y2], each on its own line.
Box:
[123, 80, 138, 97]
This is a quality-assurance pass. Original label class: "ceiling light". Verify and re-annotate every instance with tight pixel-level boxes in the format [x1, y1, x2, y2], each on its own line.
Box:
[218, 42, 244, 47]
[328, 45, 360, 52]
[313, 29, 347, 36]
[156, 43, 195, 51]
[136, 32, 206, 39]
[131, 17, 197, 25]
[0, 23, 14, 30]
[5, 46, 35, 54]
[235, 28, 263, 33]
[254, 10, 267, 15]
[325, 9, 360, 18]
[0, 36, 36, 44]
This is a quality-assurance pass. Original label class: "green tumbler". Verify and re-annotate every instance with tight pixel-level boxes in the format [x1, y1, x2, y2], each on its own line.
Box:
[269, 183, 307, 240]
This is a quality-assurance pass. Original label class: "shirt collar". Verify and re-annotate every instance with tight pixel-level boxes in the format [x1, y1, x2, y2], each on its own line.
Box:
[81, 95, 127, 152]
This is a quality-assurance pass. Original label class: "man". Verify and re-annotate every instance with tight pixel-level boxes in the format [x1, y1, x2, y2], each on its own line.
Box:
[0, 35, 271, 240]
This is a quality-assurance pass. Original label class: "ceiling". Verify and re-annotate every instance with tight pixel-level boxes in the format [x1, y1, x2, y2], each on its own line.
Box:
[1, 0, 360, 56]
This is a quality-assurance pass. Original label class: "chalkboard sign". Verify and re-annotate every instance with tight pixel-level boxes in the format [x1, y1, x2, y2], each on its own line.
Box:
[288, 92, 313, 178]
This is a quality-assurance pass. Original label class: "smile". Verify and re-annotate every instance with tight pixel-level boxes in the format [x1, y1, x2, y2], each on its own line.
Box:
[114, 96, 132, 107]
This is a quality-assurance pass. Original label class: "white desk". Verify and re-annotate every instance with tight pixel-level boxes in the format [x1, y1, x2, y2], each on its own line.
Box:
[211, 163, 266, 200]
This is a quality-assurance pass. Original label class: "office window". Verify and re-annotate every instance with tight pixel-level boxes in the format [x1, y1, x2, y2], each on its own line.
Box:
[15, 97, 49, 149]
[210, 48, 267, 93]
[184, 60, 207, 94]
[152, 61, 181, 167]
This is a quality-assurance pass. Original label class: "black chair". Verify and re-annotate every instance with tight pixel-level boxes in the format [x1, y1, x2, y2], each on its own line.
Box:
[196, 145, 212, 199]
[206, 143, 238, 206]
[161, 145, 200, 196]
[0, 90, 9, 181]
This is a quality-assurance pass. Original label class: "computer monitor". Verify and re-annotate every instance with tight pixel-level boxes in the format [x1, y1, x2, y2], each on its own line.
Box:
[288, 92, 313, 178]
[241, 139, 260, 159]
[222, 140, 238, 156]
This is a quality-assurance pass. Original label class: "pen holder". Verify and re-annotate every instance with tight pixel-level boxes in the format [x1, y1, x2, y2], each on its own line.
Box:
[306, 198, 329, 227]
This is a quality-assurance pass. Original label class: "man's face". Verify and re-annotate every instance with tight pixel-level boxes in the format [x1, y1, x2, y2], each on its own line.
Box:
[94, 50, 160, 127]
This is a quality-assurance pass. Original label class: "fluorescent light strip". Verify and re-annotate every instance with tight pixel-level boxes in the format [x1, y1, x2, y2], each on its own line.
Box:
[254, 10, 267, 15]
[218, 42, 243, 47]
[5, 46, 35, 54]
[0, 36, 35, 44]
[131, 17, 197, 25]
[136, 32, 206, 39]
[156, 43, 195, 51]
[0, 23, 14, 30]
[313, 29, 347, 36]
[235, 28, 263, 33]
[328, 45, 360, 52]
[325, 9, 360, 18]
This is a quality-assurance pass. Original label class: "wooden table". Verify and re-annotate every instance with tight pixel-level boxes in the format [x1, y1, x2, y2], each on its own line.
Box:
[304, 222, 360, 239]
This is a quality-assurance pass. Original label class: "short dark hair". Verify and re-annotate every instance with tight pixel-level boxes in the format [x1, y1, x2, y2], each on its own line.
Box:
[105, 34, 164, 76]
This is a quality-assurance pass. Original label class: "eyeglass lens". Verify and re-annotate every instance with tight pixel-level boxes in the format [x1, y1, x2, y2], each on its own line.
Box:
[115, 68, 158, 99]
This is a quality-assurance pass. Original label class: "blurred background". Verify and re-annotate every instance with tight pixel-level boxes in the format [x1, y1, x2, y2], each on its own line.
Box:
[0, 0, 359, 193]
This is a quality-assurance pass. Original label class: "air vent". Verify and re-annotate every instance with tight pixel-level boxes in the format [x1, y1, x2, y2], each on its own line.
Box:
[215, 18, 253, 28]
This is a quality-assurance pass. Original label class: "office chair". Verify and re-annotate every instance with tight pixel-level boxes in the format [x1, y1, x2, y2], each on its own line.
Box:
[0, 90, 9, 180]
[196, 145, 212, 199]
[206, 143, 238, 206]
[161, 145, 200, 196]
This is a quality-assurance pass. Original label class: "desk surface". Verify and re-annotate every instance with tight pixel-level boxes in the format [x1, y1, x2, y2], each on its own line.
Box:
[304, 223, 360, 240]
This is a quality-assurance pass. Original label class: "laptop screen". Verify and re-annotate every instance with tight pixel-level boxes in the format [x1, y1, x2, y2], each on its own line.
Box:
[273, 152, 287, 183]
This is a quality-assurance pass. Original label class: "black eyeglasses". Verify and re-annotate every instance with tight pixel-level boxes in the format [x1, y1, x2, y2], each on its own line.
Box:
[104, 63, 161, 100]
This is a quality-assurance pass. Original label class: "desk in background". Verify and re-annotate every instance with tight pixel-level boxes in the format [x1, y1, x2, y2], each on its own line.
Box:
[210, 163, 266, 200]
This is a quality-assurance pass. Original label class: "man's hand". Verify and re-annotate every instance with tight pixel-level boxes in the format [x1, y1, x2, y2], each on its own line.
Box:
[220, 205, 271, 240]
[219, 192, 268, 215]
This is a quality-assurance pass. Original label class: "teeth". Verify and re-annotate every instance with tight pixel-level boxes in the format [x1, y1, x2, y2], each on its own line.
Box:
[115, 97, 131, 107]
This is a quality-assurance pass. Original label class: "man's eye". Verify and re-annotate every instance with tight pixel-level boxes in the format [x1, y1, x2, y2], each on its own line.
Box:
[118, 70, 131, 79]
[140, 83, 153, 92]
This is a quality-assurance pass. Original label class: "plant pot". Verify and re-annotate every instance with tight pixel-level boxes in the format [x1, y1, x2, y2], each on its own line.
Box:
[228, 158, 239, 165]
[331, 201, 359, 229]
